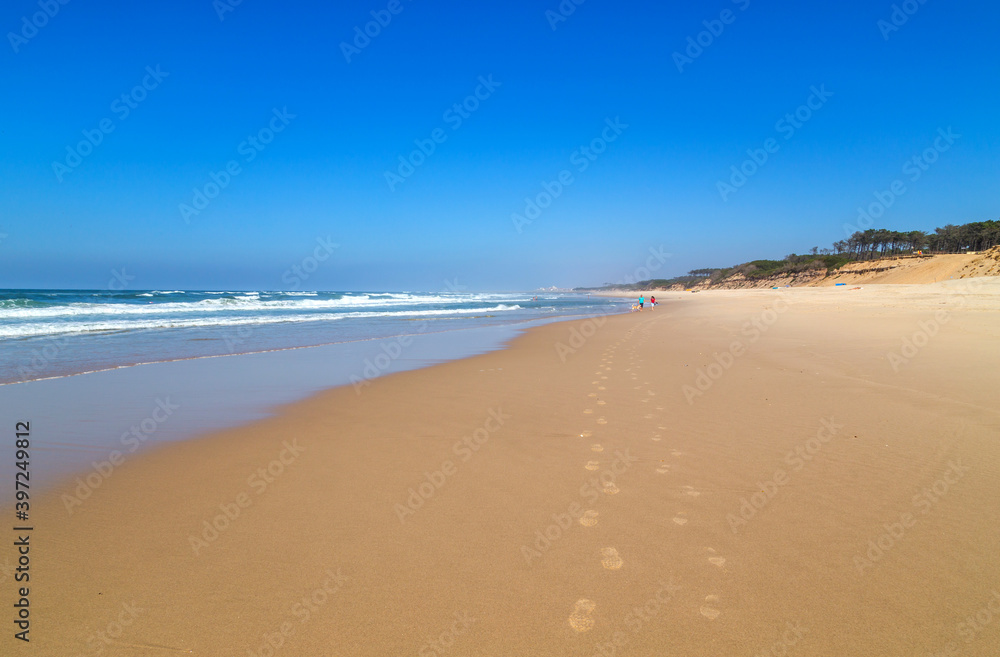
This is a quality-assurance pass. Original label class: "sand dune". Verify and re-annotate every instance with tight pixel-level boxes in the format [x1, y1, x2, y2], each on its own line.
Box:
[821, 247, 1000, 285]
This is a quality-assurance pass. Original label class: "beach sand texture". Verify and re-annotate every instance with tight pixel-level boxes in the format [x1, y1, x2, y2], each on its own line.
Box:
[16, 279, 1000, 656]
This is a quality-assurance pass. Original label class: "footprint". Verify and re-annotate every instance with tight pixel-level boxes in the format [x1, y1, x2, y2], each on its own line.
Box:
[700, 595, 720, 620]
[656, 464, 670, 474]
[580, 430, 593, 438]
[647, 390, 656, 396]
[672, 516, 688, 525]
[600, 548, 623, 570]
[671, 450, 683, 457]
[583, 409, 593, 414]
[568, 599, 596, 632]
[585, 461, 600, 471]
[579, 510, 599, 526]
[588, 392, 598, 398]
[643, 414, 654, 419]
[597, 400, 606, 406]
[602, 481, 620, 494]
[682, 486, 700, 497]
[706, 548, 726, 568]
[651, 436, 662, 442]
[597, 386, 606, 391]
[596, 418, 607, 425]
[591, 444, 604, 452]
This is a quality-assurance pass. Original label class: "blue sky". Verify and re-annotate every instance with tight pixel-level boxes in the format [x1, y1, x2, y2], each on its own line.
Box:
[1, 0, 997, 290]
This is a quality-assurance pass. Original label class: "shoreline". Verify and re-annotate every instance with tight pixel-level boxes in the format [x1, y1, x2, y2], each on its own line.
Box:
[2, 312, 619, 489]
[2, 310, 619, 387]
[8, 281, 1000, 655]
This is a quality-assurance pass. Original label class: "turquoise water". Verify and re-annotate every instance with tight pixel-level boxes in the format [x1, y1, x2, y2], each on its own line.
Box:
[1, 290, 625, 487]
[1, 289, 623, 384]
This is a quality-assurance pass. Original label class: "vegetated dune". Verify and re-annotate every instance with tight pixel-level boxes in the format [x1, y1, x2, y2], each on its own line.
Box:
[817, 247, 1000, 286]
[664, 247, 1000, 291]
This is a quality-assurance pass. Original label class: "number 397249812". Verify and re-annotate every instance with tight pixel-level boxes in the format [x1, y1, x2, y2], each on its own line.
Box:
[15, 422, 30, 519]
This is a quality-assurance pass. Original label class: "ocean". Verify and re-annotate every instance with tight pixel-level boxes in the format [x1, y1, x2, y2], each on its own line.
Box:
[2, 288, 625, 485]
[1, 289, 624, 385]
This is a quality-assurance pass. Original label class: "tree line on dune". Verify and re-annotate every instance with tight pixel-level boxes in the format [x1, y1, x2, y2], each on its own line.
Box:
[584, 219, 1000, 290]
[834, 221, 1000, 260]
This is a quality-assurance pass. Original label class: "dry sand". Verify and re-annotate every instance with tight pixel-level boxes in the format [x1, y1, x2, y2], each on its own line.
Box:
[13, 278, 1000, 656]
[821, 248, 1000, 286]
[602, 247, 1000, 292]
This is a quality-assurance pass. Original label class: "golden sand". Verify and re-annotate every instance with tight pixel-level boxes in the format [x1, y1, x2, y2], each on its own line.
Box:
[15, 279, 1000, 655]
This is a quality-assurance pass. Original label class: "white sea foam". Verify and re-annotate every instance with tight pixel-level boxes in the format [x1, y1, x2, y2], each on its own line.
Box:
[0, 293, 531, 319]
[0, 304, 525, 339]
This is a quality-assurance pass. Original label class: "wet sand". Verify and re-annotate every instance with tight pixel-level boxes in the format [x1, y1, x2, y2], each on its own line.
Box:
[12, 279, 1000, 656]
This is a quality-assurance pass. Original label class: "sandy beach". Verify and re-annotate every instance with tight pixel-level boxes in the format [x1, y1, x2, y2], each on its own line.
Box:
[14, 279, 1000, 656]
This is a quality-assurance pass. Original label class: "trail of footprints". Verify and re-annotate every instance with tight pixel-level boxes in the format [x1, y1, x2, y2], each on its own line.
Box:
[566, 319, 730, 632]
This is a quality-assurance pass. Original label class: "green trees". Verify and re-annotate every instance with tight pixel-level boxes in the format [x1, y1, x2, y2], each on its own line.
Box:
[840, 220, 999, 260]
[577, 218, 998, 292]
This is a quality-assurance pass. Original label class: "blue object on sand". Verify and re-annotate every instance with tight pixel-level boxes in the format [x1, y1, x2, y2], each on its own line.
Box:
[835, 283, 846, 286]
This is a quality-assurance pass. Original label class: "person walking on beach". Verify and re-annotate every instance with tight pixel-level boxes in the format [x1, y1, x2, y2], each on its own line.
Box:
[639, 295, 644, 310]
[649, 295, 656, 309]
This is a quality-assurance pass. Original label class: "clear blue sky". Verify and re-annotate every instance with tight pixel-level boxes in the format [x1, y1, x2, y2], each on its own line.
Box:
[1, 0, 997, 290]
